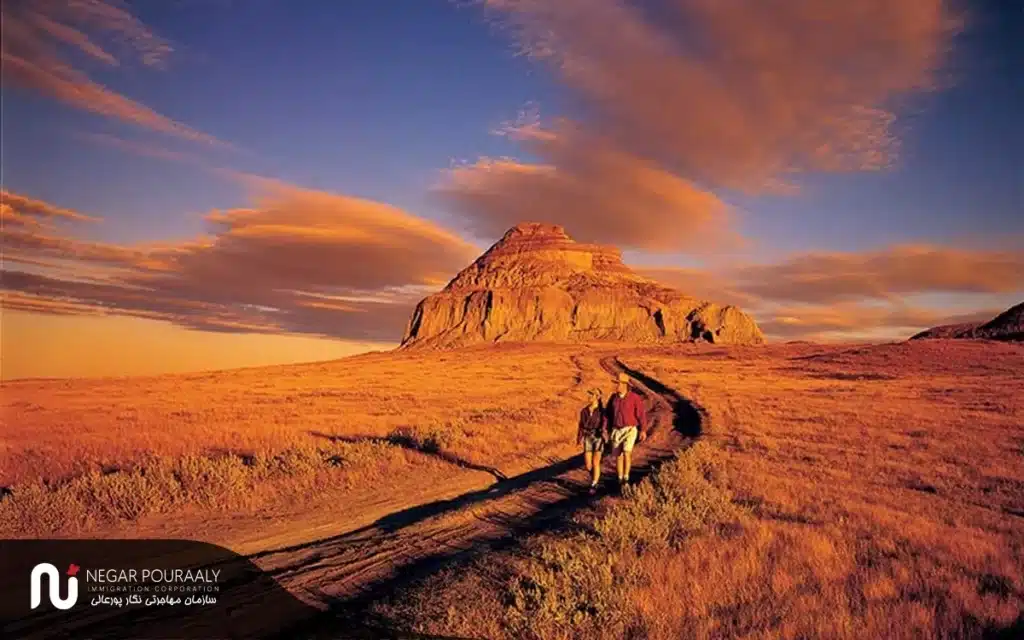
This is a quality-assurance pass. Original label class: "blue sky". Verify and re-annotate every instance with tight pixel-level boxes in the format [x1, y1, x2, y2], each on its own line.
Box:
[1, 0, 1021, 377]
[3, 0, 562, 244]
[4, 0, 1019, 251]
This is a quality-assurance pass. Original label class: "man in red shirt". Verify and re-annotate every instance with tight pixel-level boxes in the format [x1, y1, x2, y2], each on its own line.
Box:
[605, 372, 648, 489]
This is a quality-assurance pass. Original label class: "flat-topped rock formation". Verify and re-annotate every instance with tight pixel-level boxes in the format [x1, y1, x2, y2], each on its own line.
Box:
[911, 302, 1024, 342]
[400, 223, 764, 349]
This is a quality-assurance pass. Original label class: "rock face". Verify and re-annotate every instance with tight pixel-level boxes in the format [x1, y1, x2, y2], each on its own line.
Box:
[911, 302, 1024, 342]
[910, 323, 978, 340]
[401, 223, 764, 349]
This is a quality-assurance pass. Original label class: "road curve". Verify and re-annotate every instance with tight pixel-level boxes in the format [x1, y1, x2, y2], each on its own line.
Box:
[8, 355, 704, 639]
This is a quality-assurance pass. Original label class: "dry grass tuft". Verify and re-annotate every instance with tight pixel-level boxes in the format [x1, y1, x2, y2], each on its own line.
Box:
[1, 344, 606, 537]
[368, 339, 1024, 639]
[5, 339, 1021, 637]
[0, 440, 406, 537]
[371, 441, 737, 640]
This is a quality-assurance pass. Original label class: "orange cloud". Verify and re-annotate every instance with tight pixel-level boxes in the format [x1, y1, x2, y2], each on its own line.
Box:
[196, 180, 479, 292]
[1, 187, 479, 342]
[757, 303, 943, 340]
[1, 291, 109, 317]
[1, 190, 99, 227]
[642, 245, 1024, 306]
[2, 227, 149, 270]
[732, 245, 1024, 304]
[479, 0, 959, 187]
[1, 0, 222, 145]
[451, 0, 960, 249]
[639, 243, 1023, 341]
[440, 119, 737, 252]
[634, 266, 759, 308]
[756, 303, 1004, 341]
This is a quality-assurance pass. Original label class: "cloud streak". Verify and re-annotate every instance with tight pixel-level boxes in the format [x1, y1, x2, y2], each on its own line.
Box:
[731, 245, 1024, 304]
[1, 0, 223, 145]
[1, 187, 479, 342]
[755, 303, 963, 340]
[446, 0, 960, 250]
[1, 190, 99, 227]
[440, 117, 738, 252]
[639, 243, 1024, 340]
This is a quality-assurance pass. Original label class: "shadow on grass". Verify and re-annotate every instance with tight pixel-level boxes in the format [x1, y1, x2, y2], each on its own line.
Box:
[612, 358, 704, 439]
[308, 430, 508, 481]
[974, 611, 1024, 639]
[266, 359, 704, 639]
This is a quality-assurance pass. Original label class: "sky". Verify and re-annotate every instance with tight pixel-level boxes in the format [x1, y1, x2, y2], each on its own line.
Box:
[2, 0, 1021, 379]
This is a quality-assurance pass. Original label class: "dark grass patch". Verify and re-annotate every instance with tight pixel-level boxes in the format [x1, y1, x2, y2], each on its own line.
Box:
[907, 481, 939, 495]
[978, 573, 1015, 598]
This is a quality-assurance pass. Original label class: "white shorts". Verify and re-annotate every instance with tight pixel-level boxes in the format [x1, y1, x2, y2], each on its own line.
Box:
[610, 426, 638, 453]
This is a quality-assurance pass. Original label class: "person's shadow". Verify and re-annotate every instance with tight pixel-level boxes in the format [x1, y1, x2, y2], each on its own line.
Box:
[265, 361, 705, 638]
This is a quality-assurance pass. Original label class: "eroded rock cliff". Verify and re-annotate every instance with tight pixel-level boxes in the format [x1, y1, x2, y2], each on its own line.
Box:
[401, 223, 764, 348]
[911, 302, 1024, 342]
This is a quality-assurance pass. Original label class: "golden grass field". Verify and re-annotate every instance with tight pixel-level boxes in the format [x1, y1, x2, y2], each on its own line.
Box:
[3, 339, 1022, 638]
[1, 344, 608, 538]
[369, 340, 1024, 639]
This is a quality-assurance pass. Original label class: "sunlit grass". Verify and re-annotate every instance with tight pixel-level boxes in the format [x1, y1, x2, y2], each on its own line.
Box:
[369, 339, 1024, 639]
[1, 343, 607, 536]
[5, 338, 1021, 636]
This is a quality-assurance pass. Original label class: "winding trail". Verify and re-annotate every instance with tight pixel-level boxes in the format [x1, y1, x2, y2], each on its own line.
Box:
[262, 355, 705, 637]
[8, 355, 705, 639]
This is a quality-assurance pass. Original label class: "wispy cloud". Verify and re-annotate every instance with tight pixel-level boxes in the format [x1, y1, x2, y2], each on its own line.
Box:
[755, 303, 968, 341]
[439, 116, 738, 252]
[2, 187, 479, 341]
[1, 0, 224, 145]
[76, 132, 267, 185]
[449, 0, 960, 249]
[1, 190, 99, 227]
[731, 245, 1024, 304]
[634, 265, 760, 308]
[639, 243, 1024, 341]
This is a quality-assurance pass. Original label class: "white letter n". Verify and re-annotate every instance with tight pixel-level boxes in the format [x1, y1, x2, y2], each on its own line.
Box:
[30, 563, 78, 610]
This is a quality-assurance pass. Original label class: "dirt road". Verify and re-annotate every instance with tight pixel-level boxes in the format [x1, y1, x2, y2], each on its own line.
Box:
[9, 357, 703, 639]
[261, 356, 704, 637]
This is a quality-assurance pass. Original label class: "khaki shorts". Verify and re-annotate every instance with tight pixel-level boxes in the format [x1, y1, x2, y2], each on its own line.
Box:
[610, 426, 638, 453]
[582, 434, 605, 453]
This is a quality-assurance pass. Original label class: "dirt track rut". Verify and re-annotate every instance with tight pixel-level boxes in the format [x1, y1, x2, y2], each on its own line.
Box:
[260, 355, 704, 637]
[9, 355, 703, 639]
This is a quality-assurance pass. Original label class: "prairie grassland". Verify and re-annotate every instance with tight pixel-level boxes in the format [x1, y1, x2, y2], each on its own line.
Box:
[1, 344, 609, 537]
[370, 339, 1024, 639]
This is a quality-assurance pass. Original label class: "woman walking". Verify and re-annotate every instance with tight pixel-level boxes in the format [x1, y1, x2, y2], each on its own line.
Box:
[576, 388, 608, 494]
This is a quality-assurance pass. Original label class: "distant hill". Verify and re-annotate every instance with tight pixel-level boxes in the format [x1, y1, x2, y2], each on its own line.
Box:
[911, 302, 1024, 342]
[400, 223, 764, 349]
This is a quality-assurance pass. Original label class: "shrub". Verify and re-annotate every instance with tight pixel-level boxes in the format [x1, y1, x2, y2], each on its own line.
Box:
[371, 441, 738, 639]
[594, 441, 736, 554]
[0, 440, 403, 537]
[388, 424, 456, 454]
